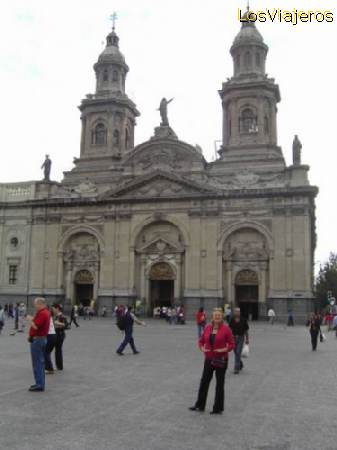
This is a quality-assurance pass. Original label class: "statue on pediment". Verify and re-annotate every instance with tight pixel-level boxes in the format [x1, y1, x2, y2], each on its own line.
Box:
[158, 97, 174, 126]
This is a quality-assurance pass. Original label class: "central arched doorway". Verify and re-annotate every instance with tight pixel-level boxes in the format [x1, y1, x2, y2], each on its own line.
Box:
[235, 270, 259, 320]
[149, 262, 175, 310]
[74, 270, 94, 306]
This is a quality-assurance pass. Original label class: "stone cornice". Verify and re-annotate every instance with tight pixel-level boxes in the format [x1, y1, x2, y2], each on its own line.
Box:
[0, 184, 318, 210]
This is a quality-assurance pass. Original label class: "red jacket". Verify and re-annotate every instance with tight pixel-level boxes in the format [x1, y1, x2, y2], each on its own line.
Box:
[199, 323, 235, 360]
[196, 311, 206, 325]
[29, 307, 50, 338]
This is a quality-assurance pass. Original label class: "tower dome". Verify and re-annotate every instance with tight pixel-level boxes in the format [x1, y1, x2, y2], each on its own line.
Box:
[230, 13, 268, 78]
[93, 27, 129, 95]
[97, 29, 127, 66]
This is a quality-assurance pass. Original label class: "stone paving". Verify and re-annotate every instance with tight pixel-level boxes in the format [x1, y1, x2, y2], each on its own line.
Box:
[0, 317, 336, 450]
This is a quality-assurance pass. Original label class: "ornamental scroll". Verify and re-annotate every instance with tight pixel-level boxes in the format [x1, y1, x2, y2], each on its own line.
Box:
[149, 262, 175, 280]
[75, 270, 94, 284]
[235, 270, 258, 286]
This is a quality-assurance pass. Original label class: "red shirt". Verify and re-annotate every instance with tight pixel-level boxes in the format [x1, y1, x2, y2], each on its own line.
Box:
[29, 308, 50, 338]
[196, 311, 206, 325]
[199, 323, 235, 360]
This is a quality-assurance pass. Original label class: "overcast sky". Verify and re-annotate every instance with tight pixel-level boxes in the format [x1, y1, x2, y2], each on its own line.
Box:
[0, 0, 336, 269]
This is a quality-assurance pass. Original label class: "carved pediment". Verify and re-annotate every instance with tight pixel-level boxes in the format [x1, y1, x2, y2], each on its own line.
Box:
[123, 139, 206, 173]
[101, 171, 217, 200]
[137, 237, 184, 254]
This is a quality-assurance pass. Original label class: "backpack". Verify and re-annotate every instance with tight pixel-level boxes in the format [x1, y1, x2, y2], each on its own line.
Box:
[116, 314, 127, 331]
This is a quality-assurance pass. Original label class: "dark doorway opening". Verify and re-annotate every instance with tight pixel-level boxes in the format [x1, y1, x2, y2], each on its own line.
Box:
[75, 284, 93, 307]
[236, 285, 259, 320]
[150, 280, 174, 309]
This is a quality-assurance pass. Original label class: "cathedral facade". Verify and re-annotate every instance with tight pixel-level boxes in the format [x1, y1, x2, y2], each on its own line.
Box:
[0, 19, 318, 319]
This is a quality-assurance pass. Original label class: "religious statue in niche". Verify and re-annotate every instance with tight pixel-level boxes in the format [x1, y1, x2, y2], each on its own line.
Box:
[158, 97, 174, 126]
[41, 154, 52, 182]
[292, 135, 302, 166]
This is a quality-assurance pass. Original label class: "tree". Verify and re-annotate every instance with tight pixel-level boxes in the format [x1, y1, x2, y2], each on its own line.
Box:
[315, 253, 337, 309]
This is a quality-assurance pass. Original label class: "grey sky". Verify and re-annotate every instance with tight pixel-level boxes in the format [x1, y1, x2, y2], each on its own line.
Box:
[0, 0, 336, 269]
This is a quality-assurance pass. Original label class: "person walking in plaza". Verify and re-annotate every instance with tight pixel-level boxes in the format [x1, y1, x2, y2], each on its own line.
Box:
[116, 306, 146, 355]
[229, 307, 249, 374]
[268, 307, 276, 325]
[0, 305, 5, 335]
[189, 308, 235, 415]
[26, 298, 50, 392]
[45, 309, 57, 374]
[307, 313, 321, 351]
[69, 305, 79, 328]
[287, 310, 294, 326]
[52, 304, 67, 370]
[18, 303, 26, 332]
[196, 307, 207, 338]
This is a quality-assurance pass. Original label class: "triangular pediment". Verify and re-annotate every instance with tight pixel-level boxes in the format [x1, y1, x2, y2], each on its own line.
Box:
[137, 237, 184, 254]
[101, 170, 217, 200]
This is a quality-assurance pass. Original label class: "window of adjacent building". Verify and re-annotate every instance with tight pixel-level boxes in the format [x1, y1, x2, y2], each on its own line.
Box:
[10, 237, 19, 248]
[239, 108, 258, 134]
[9, 265, 18, 285]
[92, 123, 107, 145]
[113, 129, 120, 146]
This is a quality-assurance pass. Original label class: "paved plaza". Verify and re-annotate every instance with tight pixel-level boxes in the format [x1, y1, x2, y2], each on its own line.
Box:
[0, 318, 336, 450]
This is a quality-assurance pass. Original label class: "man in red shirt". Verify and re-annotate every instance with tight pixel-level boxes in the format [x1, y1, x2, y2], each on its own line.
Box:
[26, 298, 51, 392]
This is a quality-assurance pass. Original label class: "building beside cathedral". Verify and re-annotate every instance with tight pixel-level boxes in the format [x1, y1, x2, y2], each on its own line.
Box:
[0, 18, 318, 319]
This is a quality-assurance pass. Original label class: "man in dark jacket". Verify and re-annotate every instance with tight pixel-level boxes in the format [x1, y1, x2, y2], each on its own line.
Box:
[116, 306, 146, 355]
[229, 307, 249, 374]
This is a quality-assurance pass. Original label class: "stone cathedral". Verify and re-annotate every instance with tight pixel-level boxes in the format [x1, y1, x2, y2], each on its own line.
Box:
[0, 19, 318, 319]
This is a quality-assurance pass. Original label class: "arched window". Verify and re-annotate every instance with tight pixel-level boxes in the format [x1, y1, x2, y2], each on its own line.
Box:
[113, 129, 120, 146]
[256, 52, 261, 67]
[92, 123, 107, 145]
[264, 116, 269, 135]
[112, 70, 119, 82]
[239, 108, 258, 134]
[103, 69, 109, 82]
[244, 52, 252, 69]
[125, 128, 130, 149]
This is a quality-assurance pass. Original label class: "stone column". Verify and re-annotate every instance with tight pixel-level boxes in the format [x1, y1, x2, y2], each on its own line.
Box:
[174, 255, 182, 303]
[65, 264, 73, 303]
[57, 252, 64, 291]
[140, 256, 147, 307]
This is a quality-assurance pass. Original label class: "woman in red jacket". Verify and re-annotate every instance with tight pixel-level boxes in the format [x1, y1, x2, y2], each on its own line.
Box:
[189, 308, 235, 415]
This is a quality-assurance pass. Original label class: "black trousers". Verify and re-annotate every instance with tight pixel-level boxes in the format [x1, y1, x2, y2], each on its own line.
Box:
[310, 330, 319, 350]
[195, 359, 228, 412]
[55, 332, 65, 370]
[45, 334, 57, 371]
[69, 316, 79, 327]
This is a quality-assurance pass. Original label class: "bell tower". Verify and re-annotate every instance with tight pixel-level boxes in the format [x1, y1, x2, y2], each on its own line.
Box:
[77, 19, 140, 166]
[218, 12, 283, 165]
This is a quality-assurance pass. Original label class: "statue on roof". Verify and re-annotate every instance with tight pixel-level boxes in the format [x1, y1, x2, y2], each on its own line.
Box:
[292, 135, 302, 166]
[41, 154, 52, 182]
[158, 97, 174, 127]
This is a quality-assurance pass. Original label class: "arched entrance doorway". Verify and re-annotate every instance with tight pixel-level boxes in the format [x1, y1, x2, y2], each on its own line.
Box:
[235, 270, 259, 320]
[149, 262, 175, 310]
[74, 270, 94, 306]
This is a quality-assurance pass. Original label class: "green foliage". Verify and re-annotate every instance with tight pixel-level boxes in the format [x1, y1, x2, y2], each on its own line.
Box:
[315, 253, 337, 308]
